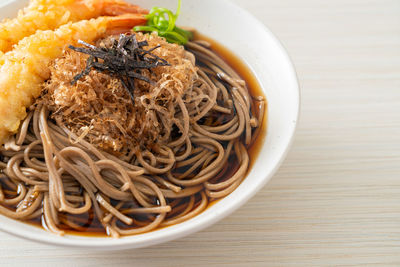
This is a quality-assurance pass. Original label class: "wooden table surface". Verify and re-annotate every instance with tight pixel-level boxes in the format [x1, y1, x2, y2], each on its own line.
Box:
[1, 0, 400, 266]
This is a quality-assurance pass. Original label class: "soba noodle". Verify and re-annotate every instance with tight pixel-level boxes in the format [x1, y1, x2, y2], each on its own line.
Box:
[0, 40, 265, 237]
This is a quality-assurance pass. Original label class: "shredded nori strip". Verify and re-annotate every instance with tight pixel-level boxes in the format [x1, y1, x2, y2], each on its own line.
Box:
[69, 34, 170, 104]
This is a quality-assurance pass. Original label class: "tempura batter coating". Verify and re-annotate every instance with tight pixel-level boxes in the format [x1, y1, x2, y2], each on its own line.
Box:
[0, 0, 148, 53]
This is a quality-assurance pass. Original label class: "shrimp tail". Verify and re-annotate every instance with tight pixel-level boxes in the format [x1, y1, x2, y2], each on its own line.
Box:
[99, 0, 149, 16]
[104, 13, 148, 35]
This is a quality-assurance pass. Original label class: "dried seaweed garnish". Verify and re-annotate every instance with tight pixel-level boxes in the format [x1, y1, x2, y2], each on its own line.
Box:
[69, 34, 170, 104]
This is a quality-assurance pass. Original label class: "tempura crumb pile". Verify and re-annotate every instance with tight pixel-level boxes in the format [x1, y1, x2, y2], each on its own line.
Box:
[42, 32, 197, 154]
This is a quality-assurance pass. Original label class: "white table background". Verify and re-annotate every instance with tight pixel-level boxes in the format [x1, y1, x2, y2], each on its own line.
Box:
[1, 0, 400, 266]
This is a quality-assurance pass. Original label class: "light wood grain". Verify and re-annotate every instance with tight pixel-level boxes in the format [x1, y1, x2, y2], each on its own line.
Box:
[1, 0, 400, 266]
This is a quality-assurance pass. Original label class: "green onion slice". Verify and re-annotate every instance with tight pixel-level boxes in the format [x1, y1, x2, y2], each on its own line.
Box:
[133, 0, 193, 45]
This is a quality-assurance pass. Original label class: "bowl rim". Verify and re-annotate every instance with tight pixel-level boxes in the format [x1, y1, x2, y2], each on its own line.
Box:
[0, 0, 300, 250]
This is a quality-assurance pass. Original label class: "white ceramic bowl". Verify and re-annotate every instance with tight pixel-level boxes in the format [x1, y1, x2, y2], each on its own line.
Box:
[0, 0, 299, 250]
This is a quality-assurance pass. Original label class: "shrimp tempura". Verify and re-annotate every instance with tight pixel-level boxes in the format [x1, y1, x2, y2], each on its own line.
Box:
[0, 14, 147, 144]
[0, 0, 148, 53]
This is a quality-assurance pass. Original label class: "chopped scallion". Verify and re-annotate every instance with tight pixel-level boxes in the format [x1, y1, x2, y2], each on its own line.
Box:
[133, 0, 193, 45]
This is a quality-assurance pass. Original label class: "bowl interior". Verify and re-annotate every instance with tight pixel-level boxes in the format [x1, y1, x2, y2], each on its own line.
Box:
[0, 0, 299, 249]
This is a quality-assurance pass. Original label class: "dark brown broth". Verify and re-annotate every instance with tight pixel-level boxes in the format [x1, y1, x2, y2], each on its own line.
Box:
[22, 33, 267, 237]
